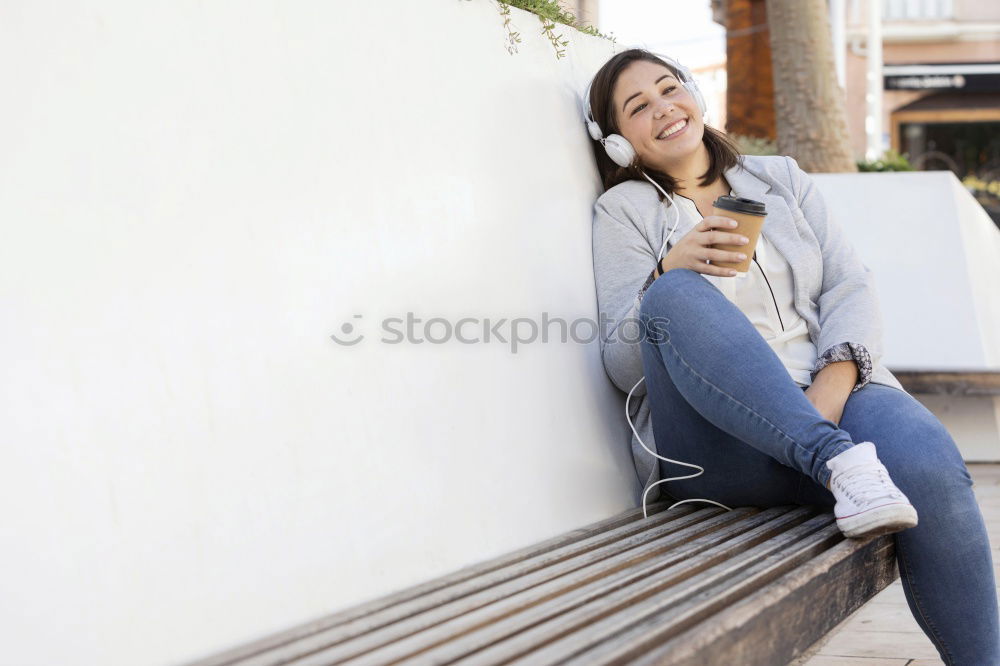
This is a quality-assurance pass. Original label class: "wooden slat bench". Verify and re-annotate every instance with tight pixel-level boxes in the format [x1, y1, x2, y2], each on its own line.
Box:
[891, 368, 1000, 397]
[191, 503, 896, 666]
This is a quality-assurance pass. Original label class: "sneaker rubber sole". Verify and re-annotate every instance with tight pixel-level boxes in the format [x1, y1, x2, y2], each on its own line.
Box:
[836, 502, 918, 538]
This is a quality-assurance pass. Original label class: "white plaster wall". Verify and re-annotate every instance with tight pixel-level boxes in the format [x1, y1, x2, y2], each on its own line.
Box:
[813, 171, 1000, 460]
[0, 2, 632, 664]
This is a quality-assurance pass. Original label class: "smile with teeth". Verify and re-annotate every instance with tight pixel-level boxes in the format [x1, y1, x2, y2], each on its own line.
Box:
[657, 119, 688, 139]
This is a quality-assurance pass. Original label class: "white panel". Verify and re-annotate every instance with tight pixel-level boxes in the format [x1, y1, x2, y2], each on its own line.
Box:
[812, 172, 1000, 370]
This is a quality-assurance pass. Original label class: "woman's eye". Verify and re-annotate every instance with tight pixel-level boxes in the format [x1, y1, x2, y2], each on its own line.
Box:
[630, 87, 679, 115]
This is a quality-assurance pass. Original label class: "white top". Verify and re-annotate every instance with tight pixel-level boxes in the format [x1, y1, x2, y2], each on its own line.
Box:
[674, 193, 817, 387]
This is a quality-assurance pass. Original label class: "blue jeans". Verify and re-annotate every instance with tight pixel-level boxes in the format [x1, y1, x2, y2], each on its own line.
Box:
[638, 268, 999, 665]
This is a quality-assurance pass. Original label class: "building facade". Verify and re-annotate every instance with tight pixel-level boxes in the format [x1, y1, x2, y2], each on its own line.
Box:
[713, 0, 999, 221]
[846, 0, 1000, 222]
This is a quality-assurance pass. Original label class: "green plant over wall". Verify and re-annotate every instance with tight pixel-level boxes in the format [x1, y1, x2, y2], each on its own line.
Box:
[465, 0, 615, 59]
[856, 150, 915, 172]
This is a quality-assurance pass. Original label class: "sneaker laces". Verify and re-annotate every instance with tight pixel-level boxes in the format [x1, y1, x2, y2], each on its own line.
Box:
[831, 463, 905, 505]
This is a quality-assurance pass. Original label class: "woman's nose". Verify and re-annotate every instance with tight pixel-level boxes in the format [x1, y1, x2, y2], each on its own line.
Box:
[653, 99, 675, 118]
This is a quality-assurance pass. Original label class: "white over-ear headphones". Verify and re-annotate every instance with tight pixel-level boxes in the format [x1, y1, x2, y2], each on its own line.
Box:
[581, 51, 708, 169]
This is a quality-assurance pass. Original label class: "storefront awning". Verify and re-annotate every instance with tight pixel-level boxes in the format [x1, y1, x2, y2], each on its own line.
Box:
[893, 91, 1000, 113]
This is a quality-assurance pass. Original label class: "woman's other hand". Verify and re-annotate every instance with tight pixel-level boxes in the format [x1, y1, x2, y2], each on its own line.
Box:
[804, 382, 848, 426]
[660, 216, 749, 278]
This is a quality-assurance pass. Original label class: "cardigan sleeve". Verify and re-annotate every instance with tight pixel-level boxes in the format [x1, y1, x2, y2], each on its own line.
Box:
[785, 156, 888, 379]
[811, 341, 873, 393]
[592, 192, 660, 397]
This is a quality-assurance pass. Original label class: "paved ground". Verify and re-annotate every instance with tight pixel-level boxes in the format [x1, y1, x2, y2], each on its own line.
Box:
[798, 463, 1000, 665]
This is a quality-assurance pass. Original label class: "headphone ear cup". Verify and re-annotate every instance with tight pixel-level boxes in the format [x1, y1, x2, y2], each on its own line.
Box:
[684, 81, 708, 117]
[603, 134, 636, 168]
[586, 120, 604, 142]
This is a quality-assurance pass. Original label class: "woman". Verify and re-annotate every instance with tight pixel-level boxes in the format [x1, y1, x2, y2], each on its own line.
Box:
[586, 48, 998, 664]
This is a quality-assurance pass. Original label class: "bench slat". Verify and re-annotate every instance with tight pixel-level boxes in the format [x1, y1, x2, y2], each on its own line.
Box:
[191, 503, 896, 666]
[631, 532, 897, 665]
[341, 507, 807, 666]
[190, 501, 677, 666]
[892, 369, 1000, 396]
[522, 513, 838, 665]
[244, 507, 742, 665]
[451, 507, 821, 666]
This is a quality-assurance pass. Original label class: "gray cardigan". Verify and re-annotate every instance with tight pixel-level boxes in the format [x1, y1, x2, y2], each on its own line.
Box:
[591, 155, 905, 506]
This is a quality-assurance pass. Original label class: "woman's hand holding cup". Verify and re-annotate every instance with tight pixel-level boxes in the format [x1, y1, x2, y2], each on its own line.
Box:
[659, 216, 749, 278]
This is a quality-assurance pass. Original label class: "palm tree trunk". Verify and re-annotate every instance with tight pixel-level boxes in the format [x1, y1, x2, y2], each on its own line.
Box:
[766, 0, 856, 172]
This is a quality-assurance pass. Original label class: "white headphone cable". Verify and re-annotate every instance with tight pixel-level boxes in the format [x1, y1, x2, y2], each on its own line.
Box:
[628, 168, 733, 519]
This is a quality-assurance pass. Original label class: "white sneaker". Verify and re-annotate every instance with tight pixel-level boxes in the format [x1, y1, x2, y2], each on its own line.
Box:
[826, 441, 918, 538]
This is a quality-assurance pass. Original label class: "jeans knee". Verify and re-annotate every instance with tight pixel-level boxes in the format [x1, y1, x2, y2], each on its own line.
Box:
[639, 268, 701, 320]
[899, 455, 972, 496]
[639, 269, 718, 345]
[639, 270, 687, 344]
[888, 428, 972, 498]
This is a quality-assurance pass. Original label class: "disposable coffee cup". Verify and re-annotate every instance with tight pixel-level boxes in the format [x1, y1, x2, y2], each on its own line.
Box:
[710, 196, 766, 275]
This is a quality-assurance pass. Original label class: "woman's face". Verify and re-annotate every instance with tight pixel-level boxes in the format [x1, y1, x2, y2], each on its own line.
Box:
[611, 59, 705, 171]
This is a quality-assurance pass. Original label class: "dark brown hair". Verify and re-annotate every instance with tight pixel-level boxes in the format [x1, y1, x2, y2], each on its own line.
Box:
[586, 48, 741, 199]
